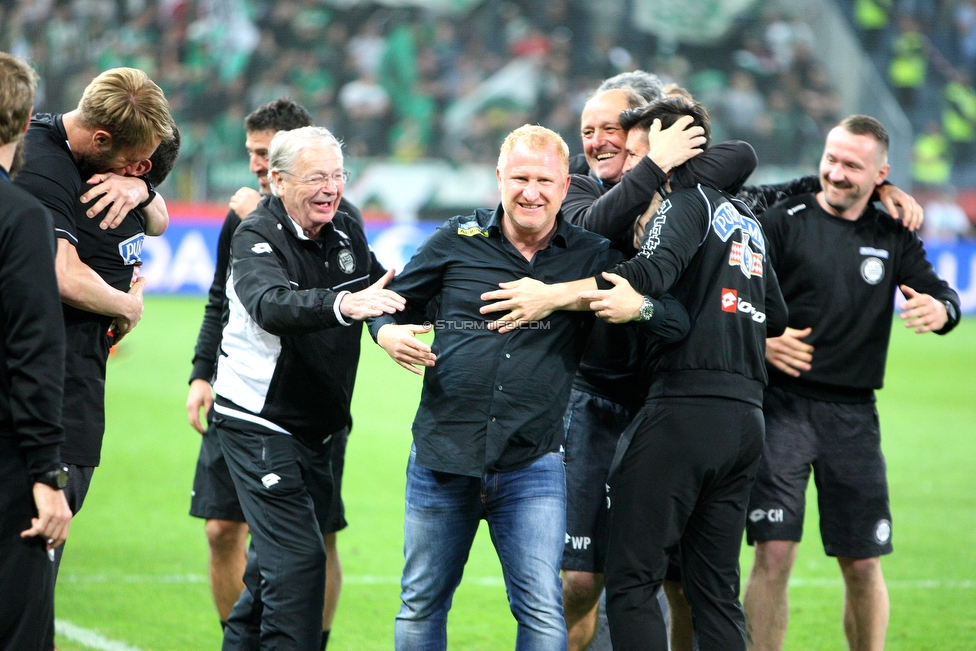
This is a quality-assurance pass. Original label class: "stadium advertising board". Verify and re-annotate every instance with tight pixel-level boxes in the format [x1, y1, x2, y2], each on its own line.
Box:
[141, 213, 976, 315]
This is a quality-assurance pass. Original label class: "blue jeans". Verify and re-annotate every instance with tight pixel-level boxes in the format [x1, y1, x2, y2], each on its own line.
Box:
[395, 448, 567, 651]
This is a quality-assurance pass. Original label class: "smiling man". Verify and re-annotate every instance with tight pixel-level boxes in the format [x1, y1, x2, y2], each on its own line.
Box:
[742, 115, 960, 651]
[185, 100, 363, 644]
[210, 126, 404, 651]
[368, 125, 642, 651]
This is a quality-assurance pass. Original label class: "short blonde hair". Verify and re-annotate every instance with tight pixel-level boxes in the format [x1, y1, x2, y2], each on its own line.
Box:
[0, 52, 37, 146]
[78, 67, 173, 153]
[497, 124, 570, 174]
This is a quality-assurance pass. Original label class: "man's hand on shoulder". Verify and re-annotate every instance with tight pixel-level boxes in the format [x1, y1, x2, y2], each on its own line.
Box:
[899, 285, 948, 333]
[187, 378, 214, 434]
[338, 269, 406, 321]
[229, 187, 262, 219]
[877, 184, 923, 231]
[765, 326, 814, 377]
[82, 173, 152, 230]
[646, 116, 706, 173]
[377, 323, 436, 375]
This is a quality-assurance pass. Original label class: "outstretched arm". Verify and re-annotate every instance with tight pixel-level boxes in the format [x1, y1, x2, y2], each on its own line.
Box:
[479, 277, 599, 333]
[376, 323, 436, 375]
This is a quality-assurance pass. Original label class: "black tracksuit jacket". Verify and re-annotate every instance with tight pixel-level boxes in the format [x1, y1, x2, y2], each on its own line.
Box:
[212, 196, 384, 448]
[602, 184, 789, 408]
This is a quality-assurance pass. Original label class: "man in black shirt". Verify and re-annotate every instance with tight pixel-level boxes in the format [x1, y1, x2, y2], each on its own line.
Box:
[370, 125, 689, 651]
[742, 115, 960, 651]
[14, 68, 174, 583]
[0, 50, 72, 651]
[185, 99, 361, 643]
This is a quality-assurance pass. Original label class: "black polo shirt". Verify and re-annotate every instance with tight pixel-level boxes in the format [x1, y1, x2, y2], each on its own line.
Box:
[369, 206, 621, 477]
[15, 113, 146, 467]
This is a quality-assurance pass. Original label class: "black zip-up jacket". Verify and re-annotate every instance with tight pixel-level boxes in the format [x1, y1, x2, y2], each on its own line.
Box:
[189, 199, 364, 386]
[601, 184, 788, 408]
[212, 195, 383, 448]
[0, 174, 66, 480]
[760, 193, 960, 401]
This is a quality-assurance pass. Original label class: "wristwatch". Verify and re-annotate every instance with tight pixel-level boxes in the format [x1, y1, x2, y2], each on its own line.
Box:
[637, 296, 655, 322]
[944, 300, 958, 325]
[35, 465, 69, 490]
[136, 175, 157, 210]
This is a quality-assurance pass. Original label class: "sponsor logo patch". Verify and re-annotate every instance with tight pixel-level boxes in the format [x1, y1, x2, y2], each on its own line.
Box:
[721, 288, 738, 312]
[711, 201, 766, 254]
[875, 519, 891, 544]
[860, 257, 885, 285]
[859, 246, 889, 259]
[749, 508, 784, 523]
[252, 242, 273, 254]
[337, 248, 356, 274]
[722, 289, 766, 322]
[118, 233, 144, 266]
[786, 203, 806, 216]
[565, 533, 592, 550]
[729, 232, 764, 278]
[261, 473, 281, 488]
[457, 220, 489, 237]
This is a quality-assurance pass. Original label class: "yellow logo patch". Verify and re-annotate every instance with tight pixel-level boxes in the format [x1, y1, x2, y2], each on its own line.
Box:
[457, 221, 489, 237]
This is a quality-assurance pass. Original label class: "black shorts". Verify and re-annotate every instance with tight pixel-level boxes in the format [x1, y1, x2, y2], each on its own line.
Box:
[191, 418, 349, 535]
[746, 386, 892, 558]
[562, 389, 636, 573]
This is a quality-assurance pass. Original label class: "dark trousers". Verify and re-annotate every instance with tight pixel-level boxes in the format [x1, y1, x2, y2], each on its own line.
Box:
[604, 398, 763, 651]
[0, 438, 55, 651]
[52, 463, 95, 580]
[216, 417, 333, 651]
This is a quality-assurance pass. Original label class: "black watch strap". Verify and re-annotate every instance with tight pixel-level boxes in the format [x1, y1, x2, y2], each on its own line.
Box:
[35, 465, 69, 490]
[136, 176, 157, 210]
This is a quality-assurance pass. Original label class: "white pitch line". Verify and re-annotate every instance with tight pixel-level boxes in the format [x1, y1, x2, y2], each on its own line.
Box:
[61, 574, 973, 589]
[56, 620, 147, 651]
[789, 578, 975, 589]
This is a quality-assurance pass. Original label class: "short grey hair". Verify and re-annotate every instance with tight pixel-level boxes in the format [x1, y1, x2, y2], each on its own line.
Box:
[596, 70, 666, 104]
[268, 126, 343, 197]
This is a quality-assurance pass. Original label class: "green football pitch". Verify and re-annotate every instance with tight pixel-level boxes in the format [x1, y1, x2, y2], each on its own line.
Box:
[52, 296, 975, 651]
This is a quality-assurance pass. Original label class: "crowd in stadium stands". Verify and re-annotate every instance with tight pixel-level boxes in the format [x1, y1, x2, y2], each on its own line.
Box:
[843, 0, 976, 238]
[0, 1, 845, 191]
[0, 0, 973, 237]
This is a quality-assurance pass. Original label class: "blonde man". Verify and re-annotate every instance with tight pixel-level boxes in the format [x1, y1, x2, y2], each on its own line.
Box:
[15, 67, 173, 579]
[372, 125, 639, 651]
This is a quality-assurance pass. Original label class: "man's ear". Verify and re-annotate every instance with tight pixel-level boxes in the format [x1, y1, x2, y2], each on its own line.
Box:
[20, 106, 33, 134]
[92, 129, 113, 151]
[875, 163, 890, 187]
[125, 159, 152, 177]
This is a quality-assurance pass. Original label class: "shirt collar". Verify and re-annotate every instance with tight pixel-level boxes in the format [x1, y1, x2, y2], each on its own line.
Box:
[0, 165, 9, 182]
[269, 195, 350, 245]
[489, 204, 569, 248]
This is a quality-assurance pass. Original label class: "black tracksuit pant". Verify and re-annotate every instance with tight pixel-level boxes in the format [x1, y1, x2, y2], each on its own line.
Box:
[0, 438, 56, 651]
[604, 397, 764, 651]
[216, 416, 334, 651]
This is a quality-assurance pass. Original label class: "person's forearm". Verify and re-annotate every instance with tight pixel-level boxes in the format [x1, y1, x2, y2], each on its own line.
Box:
[56, 240, 138, 319]
[554, 278, 599, 311]
[143, 194, 168, 236]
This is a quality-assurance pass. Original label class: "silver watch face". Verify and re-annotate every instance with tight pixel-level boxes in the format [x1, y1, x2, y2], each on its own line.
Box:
[640, 297, 654, 321]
